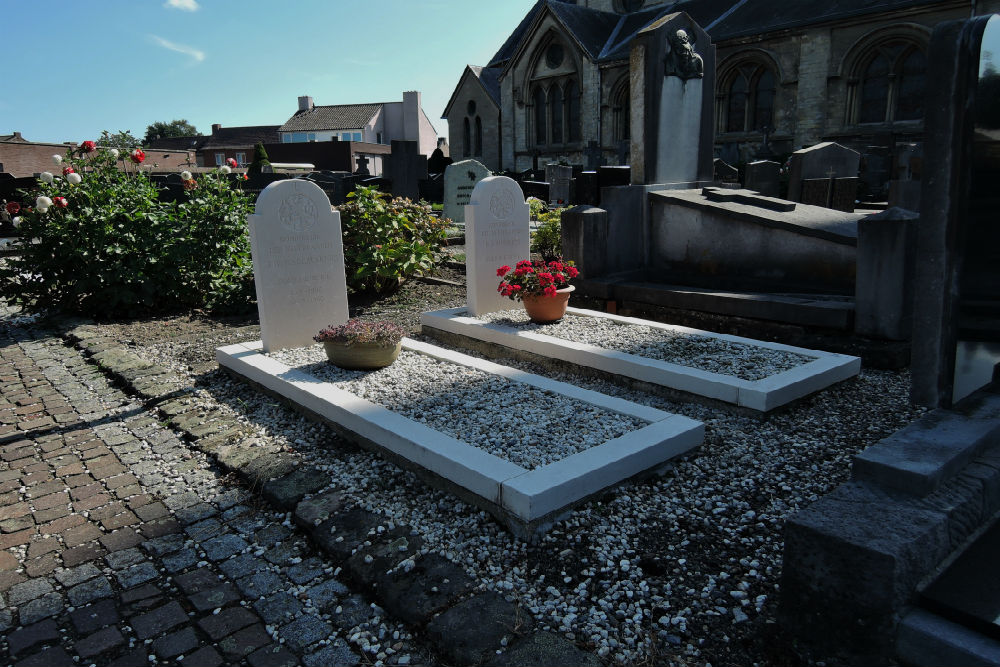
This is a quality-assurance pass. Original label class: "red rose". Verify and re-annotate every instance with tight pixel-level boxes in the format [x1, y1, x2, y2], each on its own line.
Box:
[241, 173, 248, 180]
[52, 196, 68, 208]
[566, 266, 579, 278]
[496, 265, 511, 277]
[62, 166, 75, 175]
[5, 202, 20, 216]
[227, 158, 237, 168]
[81, 140, 96, 153]
[543, 285, 557, 297]
[130, 149, 145, 164]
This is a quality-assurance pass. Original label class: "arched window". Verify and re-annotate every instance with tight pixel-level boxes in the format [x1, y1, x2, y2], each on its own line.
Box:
[474, 116, 483, 156]
[566, 80, 581, 142]
[534, 86, 547, 146]
[550, 85, 564, 145]
[463, 117, 471, 157]
[612, 78, 630, 142]
[720, 61, 777, 133]
[852, 41, 927, 124]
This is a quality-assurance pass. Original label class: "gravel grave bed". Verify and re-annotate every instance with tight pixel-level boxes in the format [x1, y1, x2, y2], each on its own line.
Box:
[479, 309, 814, 381]
[87, 276, 926, 666]
[269, 344, 649, 470]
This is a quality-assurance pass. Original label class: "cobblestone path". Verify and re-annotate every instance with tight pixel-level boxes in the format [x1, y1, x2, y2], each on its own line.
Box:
[0, 322, 431, 666]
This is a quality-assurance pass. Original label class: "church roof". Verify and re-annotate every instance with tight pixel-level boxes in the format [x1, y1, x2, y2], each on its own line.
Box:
[441, 65, 503, 119]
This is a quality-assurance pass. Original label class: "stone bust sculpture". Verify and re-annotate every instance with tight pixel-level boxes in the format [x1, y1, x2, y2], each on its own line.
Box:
[664, 29, 704, 79]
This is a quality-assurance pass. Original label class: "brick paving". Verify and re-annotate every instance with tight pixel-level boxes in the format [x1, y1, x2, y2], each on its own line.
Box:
[0, 322, 428, 666]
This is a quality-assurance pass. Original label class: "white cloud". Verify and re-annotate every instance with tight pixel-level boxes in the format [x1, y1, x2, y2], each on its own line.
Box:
[164, 0, 199, 10]
[149, 35, 205, 62]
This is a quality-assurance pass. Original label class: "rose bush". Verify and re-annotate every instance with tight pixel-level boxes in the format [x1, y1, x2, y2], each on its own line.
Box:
[0, 141, 254, 317]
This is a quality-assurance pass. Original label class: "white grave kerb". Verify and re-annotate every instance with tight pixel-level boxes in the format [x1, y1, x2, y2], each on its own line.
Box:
[249, 179, 349, 352]
[465, 176, 531, 317]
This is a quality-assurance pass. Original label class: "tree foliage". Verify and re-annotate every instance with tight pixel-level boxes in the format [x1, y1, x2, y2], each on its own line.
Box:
[248, 142, 271, 175]
[143, 119, 199, 145]
[98, 129, 141, 149]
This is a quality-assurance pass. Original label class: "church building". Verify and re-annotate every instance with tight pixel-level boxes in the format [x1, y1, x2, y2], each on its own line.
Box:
[444, 0, 999, 191]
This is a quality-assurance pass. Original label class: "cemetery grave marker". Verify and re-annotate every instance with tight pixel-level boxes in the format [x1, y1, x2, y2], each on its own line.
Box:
[443, 159, 490, 225]
[248, 179, 348, 352]
[745, 160, 781, 197]
[545, 164, 573, 204]
[465, 176, 530, 317]
[786, 142, 860, 203]
[383, 140, 427, 200]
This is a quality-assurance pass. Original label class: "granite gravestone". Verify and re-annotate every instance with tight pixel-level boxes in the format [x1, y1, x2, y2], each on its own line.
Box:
[713, 158, 739, 183]
[465, 176, 531, 317]
[248, 180, 349, 352]
[584, 141, 606, 170]
[629, 12, 715, 185]
[443, 159, 490, 225]
[786, 142, 860, 202]
[383, 140, 428, 201]
[546, 164, 573, 205]
[745, 160, 781, 197]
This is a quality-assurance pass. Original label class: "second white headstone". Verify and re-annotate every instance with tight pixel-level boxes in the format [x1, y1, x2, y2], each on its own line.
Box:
[465, 176, 531, 317]
[249, 179, 349, 352]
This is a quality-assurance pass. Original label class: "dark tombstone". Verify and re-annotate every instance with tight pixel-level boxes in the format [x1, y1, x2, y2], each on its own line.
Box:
[0, 172, 12, 181]
[419, 173, 444, 203]
[360, 176, 392, 193]
[598, 165, 631, 189]
[830, 177, 859, 212]
[799, 179, 831, 208]
[755, 124, 775, 159]
[427, 148, 452, 174]
[860, 146, 891, 200]
[787, 142, 860, 202]
[584, 141, 606, 171]
[561, 206, 608, 279]
[521, 181, 550, 202]
[912, 13, 1000, 408]
[616, 139, 630, 166]
[575, 171, 600, 206]
[546, 164, 573, 205]
[855, 207, 919, 341]
[713, 158, 739, 183]
[383, 140, 427, 200]
[745, 160, 781, 197]
[531, 151, 540, 172]
[354, 155, 370, 176]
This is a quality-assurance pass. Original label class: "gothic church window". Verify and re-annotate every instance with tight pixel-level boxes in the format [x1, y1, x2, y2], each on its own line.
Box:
[463, 117, 471, 157]
[720, 62, 776, 133]
[851, 40, 927, 124]
[475, 116, 483, 156]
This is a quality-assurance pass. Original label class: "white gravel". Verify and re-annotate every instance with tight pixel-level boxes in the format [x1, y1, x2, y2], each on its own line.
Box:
[478, 310, 813, 381]
[139, 330, 924, 666]
[269, 345, 649, 470]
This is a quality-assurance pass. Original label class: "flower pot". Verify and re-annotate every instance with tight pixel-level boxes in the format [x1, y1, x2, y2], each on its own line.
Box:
[521, 285, 575, 324]
[323, 340, 401, 370]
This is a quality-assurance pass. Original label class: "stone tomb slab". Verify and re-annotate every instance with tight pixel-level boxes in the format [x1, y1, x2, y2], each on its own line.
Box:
[421, 307, 860, 412]
[249, 180, 348, 352]
[216, 338, 702, 536]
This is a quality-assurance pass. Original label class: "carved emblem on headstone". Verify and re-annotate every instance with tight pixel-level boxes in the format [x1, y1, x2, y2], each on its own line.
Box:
[489, 189, 515, 219]
[664, 29, 704, 80]
[278, 193, 318, 232]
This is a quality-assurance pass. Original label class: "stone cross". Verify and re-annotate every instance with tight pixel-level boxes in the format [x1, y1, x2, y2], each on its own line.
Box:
[354, 155, 370, 176]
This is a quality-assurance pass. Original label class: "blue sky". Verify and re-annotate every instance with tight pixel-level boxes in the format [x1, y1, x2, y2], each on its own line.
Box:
[3, 0, 535, 144]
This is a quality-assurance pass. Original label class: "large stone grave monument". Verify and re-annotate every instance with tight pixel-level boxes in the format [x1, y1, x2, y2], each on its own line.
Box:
[545, 164, 573, 204]
[248, 179, 348, 352]
[745, 160, 780, 197]
[383, 140, 428, 201]
[786, 142, 860, 203]
[465, 176, 530, 317]
[443, 159, 490, 225]
[629, 12, 715, 185]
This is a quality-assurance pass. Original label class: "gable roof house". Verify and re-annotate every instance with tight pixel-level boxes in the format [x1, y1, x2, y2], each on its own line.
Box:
[196, 124, 280, 168]
[279, 92, 438, 159]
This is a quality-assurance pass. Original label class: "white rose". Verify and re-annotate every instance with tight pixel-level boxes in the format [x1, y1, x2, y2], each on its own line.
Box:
[67, 172, 82, 185]
[110, 149, 119, 158]
[12, 217, 21, 228]
[181, 171, 192, 180]
[39, 172, 54, 184]
[36, 196, 53, 209]
[219, 165, 231, 174]
[52, 154, 63, 164]
[36, 207, 49, 214]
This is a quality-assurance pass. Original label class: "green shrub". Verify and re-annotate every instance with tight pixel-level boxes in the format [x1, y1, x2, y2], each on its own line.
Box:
[248, 142, 270, 176]
[526, 196, 546, 220]
[0, 145, 253, 317]
[531, 208, 563, 261]
[338, 186, 448, 294]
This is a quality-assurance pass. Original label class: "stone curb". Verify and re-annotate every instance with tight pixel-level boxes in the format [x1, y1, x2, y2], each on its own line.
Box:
[55, 319, 600, 666]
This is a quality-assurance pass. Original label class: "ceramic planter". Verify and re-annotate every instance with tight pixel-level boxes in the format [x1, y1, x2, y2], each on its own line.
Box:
[323, 340, 401, 370]
[521, 285, 575, 324]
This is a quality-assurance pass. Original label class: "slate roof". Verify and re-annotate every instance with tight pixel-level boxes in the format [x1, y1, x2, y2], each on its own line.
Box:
[474, 66, 502, 106]
[279, 103, 383, 132]
[200, 125, 280, 149]
[145, 135, 205, 150]
[0, 134, 27, 143]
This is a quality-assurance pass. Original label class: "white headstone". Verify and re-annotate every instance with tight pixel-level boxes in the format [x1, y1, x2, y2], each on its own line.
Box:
[465, 176, 531, 317]
[443, 159, 490, 225]
[249, 179, 349, 352]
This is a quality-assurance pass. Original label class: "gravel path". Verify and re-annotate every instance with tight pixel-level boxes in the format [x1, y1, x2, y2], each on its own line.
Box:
[104, 282, 926, 666]
[480, 309, 813, 381]
[271, 345, 648, 470]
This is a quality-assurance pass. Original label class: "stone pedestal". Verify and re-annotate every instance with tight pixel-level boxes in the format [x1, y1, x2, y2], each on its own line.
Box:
[855, 208, 918, 341]
[561, 206, 608, 279]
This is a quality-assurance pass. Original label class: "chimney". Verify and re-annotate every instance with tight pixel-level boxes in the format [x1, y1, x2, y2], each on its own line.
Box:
[402, 91, 420, 142]
[212, 124, 222, 134]
[298, 96, 314, 112]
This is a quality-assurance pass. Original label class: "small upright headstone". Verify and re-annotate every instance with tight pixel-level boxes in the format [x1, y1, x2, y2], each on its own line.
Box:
[598, 165, 631, 189]
[584, 141, 606, 171]
[745, 160, 781, 197]
[713, 158, 739, 183]
[521, 180, 550, 202]
[546, 164, 573, 205]
[786, 142, 860, 202]
[443, 159, 490, 225]
[575, 171, 600, 206]
[830, 178, 859, 212]
[383, 140, 428, 201]
[629, 12, 715, 184]
[800, 179, 832, 208]
[248, 180, 349, 352]
[465, 176, 531, 317]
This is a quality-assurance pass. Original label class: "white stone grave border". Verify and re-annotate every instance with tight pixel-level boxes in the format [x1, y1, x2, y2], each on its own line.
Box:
[216, 337, 703, 536]
[420, 307, 861, 412]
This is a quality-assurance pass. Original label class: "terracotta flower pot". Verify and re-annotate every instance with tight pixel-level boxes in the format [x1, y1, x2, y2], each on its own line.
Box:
[323, 340, 401, 370]
[521, 285, 575, 324]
